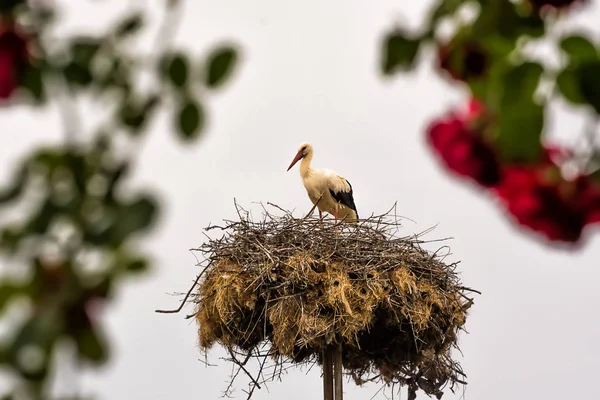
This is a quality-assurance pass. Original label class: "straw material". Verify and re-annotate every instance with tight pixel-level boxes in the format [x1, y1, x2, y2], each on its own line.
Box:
[191, 203, 477, 399]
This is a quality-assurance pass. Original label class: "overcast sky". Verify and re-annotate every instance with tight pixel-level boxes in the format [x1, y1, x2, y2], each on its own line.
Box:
[2, 0, 600, 399]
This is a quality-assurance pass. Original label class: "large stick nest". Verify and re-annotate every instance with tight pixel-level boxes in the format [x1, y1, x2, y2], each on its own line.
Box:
[190, 203, 477, 399]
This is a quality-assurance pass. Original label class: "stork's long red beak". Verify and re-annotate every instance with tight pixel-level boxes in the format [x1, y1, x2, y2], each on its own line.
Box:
[287, 151, 304, 171]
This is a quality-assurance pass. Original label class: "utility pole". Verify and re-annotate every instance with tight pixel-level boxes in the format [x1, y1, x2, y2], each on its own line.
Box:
[323, 345, 343, 400]
[334, 344, 343, 400]
[323, 347, 334, 400]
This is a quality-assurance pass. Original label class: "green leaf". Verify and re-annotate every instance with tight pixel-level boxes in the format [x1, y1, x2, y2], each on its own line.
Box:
[493, 62, 545, 162]
[0, 0, 25, 13]
[473, 0, 544, 40]
[114, 14, 143, 37]
[71, 39, 101, 66]
[88, 276, 113, 300]
[478, 34, 518, 59]
[21, 65, 45, 103]
[126, 258, 149, 274]
[577, 61, 600, 115]
[65, 152, 88, 194]
[500, 62, 543, 106]
[97, 57, 131, 93]
[125, 196, 157, 229]
[560, 34, 598, 64]
[77, 326, 109, 364]
[556, 60, 600, 113]
[63, 61, 93, 87]
[63, 38, 101, 88]
[380, 31, 420, 75]
[176, 100, 205, 140]
[111, 196, 159, 243]
[423, 0, 466, 39]
[103, 162, 130, 204]
[167, 54, 189, 87]
[119, 95, 159, 133]
[85, 196, 159, 247]
[8, 311, 60, 381]
[0, 284, 26, 313]
[205, 46, 238, 88]
[0, 164, 29, 205]
[556, 68, 586, 104]
[24, 198, 61, 235]
[496, 100, 544, 162]
[120, 103, 146, 130]
[32, 148, 65, 169]
[116, 252, 150, 275]
[590, 167, 600, 183]
[467, 60, 506, 107]
[428, 0, 466, 24]
[0, 226, 24, 253]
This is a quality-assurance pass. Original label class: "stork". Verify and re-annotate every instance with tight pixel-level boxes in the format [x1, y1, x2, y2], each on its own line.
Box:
[287, 142, 359, 224]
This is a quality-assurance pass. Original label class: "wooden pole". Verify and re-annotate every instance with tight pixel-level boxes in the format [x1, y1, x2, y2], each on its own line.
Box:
[323, 347, 334, 400]
[334, 344, 343, 400]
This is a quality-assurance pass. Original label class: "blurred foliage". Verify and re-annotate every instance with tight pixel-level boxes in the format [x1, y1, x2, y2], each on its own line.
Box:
[2, 0, 598, 397]
[381, 0, 599, 165]
[204, 46, 238, 89]
[380, 0, 600, 244]
[0, 0, 239, 398]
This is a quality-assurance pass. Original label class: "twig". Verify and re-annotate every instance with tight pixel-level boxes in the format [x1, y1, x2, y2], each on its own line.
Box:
[228, 349, 262, 391]
[155, 265, 208, 314]
[458, 286, 482, 295]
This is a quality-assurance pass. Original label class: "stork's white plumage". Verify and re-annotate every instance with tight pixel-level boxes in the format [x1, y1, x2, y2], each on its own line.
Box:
[287, 142, 358, 223]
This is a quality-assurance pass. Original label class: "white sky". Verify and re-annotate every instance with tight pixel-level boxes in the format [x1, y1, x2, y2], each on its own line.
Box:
[2, 1, 600, 399]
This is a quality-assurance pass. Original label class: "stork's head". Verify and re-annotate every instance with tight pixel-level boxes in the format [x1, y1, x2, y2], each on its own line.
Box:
[287, 142, 312, 171]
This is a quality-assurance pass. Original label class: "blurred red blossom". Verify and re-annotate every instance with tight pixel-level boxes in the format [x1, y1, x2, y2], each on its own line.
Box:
[494, 164, 583, 242]
[575, 176, 600, 224]
[426, 98, 600, 244]
[0, 21, 30, 100]
[493, 147, 600, 243]
[426, 99, 501, 187]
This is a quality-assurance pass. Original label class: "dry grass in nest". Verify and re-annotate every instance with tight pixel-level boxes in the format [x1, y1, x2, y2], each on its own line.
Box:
[171, 203, 478, 399]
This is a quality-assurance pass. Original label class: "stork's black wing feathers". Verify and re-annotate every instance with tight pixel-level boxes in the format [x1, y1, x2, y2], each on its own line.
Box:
[329, 180, 359, 219]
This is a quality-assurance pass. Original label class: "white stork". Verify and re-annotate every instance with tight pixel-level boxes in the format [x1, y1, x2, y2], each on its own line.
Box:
[287, 142, 359, 223]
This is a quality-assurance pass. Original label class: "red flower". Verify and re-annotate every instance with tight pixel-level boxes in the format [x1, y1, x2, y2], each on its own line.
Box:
[575, 176, 600, 225]
[0, 22, 30, 101]
[493, 146, 600, 243]
[437, 40, 489, 82]
[491, 144, 600, 243]
[426, 100, 501, 187]
[494, 165, 586, 242]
